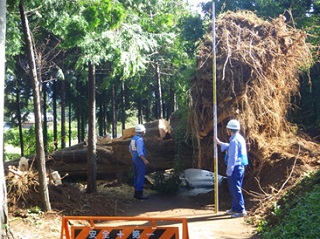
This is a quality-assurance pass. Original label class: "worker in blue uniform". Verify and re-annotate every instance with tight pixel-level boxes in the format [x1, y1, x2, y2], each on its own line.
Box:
[216, 119, 249, 218]
[129, 124, 149, 199]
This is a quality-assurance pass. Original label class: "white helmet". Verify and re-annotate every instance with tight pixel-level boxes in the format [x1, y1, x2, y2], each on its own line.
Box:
[226, 119, 240, 130]
[135, 124, 146, 133]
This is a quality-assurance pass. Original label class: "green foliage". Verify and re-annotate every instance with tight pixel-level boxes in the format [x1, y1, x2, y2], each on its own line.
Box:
[5, 11, 23, 57]
[82, 6, 101, 29]
[171, 107, 191, 145]
[28, 206, 43, 214]
[5, 0, 197, 134]
[4, 127, 37, 156]
[4, 153, 21, 162]
[108, 4, 125, 29]
[81, 0, 123, 30]
[150, 167, 182, 194]
[271, 202, 281, 216]
[261, 171, 320, 239]
[64, 19, 88, 48]
[178, 14, 204, 57]
[4, 126, 77, 158]
[262, 185, 320, 238]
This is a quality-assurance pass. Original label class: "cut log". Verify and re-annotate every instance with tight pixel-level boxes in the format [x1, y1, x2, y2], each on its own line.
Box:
[61, 142, 85, 151]
[121, 119, 172, 140]
[121, 127, 135, 140]
[111, 138, 178, 170]
[97, 135, 112, 145]
[48, 146, 115, 165]
[144, 119, 172, 139]
[156, 118, 171, 139]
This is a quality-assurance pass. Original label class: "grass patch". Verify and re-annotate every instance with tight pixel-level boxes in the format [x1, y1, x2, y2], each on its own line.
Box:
[260, 170, 320, 239]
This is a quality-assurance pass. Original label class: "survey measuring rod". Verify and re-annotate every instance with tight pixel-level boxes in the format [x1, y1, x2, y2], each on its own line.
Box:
[212, 1, 219, 214]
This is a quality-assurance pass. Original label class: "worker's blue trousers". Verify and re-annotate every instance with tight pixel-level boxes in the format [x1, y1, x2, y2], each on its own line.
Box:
[132, 157, 146, 191]
[227, 165, 245, 213]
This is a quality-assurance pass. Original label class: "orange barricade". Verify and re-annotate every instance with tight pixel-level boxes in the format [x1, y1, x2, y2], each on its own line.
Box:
[60, 216, 189, 239]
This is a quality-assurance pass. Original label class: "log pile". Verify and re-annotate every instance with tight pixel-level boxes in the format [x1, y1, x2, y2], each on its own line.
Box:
[45, 119, 188, 178]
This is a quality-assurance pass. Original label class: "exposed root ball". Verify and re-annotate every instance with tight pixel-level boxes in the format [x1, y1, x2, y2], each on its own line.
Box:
[189, 11, 313, 167]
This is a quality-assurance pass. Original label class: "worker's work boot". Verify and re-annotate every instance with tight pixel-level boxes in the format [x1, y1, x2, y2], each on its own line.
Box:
[133, 190, 138, 199]
[135, 191, 148, 200]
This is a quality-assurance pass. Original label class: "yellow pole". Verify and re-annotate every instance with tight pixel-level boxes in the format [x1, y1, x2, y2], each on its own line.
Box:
[212, 1, 219, 214]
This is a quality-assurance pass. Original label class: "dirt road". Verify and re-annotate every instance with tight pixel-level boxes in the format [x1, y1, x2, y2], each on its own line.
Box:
[7, 182, 260, 239]
[115, 189, 260, 239]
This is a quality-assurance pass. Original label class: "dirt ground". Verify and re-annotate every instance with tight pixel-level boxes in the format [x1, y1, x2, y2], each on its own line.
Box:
[6, 179, 260, 239]
[6, 131, 320, 239]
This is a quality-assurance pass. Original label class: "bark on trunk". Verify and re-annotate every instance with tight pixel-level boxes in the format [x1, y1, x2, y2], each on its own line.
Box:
[138, 94, 142, 124]
[61, 76, 66, 149]
[19, 2, 51, 211]
[112, 83, 117, 138]
[121, 81, 126, 130]
[0, 0, 8, 231]
[53, 79, 58, 150]
[16, 85, 24, 156]
[68, 99, 72, 147]
[86, 62, 97, 193]
[155, 62, 163, 119]
[43, 82, 48, 152]
[76, 80, 81, 143]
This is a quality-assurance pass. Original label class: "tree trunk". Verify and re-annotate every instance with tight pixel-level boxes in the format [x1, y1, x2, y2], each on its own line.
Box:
[0, 0, 8, 233]
[98, 102, 103, 136]
[138, 94, 142, 124]
[103, 103, 108, 135]
[86, 62, 97, 193]
[76, 79, 86, 143]
[169, 81, 175, 120]
[43, 81, 48, 152]
[146, 99, 150, 123]
[121, 81, 126, 130]
[81, 111, 85, 142]
[61, 76, 66, 149]
[37, 47, 48, 153]
[69, 98, 72, 147]
[19, 2, 51, 211]
[77, 112, 81, 143]
[53, 79, 58, 150]
[76, 79, 81, 143]
[16, 84, 24, 156]
[155, 62, 163, 119]
[112, 83, 117, 138]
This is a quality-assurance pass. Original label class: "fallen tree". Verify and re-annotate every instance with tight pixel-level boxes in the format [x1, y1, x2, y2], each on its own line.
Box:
[45, 119, 193, 178]
[189, 10, 314, 168]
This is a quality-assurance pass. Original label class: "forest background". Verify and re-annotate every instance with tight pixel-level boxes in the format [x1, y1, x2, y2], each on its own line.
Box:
[1, 0, 320, 238]
[3, 1, 320, 159]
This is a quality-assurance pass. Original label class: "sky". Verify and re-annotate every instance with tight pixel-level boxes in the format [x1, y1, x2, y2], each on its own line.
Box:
[187, 0, 209, 6]
[188, 0, 205, 7]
